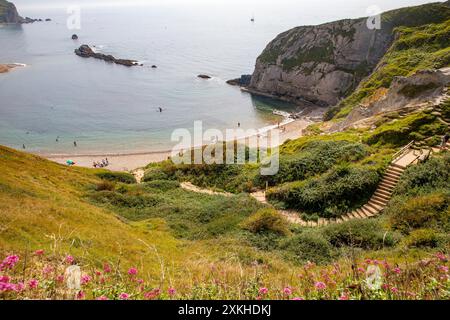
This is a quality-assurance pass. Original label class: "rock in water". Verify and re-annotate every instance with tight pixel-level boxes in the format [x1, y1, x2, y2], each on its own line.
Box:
[72, 34, 78, 40]
[198, 74, 211, 79]
[226, 74, 252, 87]
[74, 45, 139, 67]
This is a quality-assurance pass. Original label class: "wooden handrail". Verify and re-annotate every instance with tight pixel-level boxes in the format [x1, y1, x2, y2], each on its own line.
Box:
[392, 140, 415, 162]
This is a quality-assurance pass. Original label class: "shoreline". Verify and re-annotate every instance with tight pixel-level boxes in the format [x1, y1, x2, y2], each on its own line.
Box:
[44, 117, 316, 172]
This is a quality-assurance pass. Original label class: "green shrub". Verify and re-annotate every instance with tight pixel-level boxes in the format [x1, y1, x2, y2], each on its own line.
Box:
[263, 140, 368, 186]
[143, 180, 180, 191]
[95, 171, 136, 184]
[323, 219, 398, 250]
[400, 228, 443, 248]
[241, 208, 289, 236]
[394, 154, 450, 195]
[268, 165, 380, 218]
[388, 193, 449, 233]
[95, 181, 115, 192]
[280, 231, 333, 264]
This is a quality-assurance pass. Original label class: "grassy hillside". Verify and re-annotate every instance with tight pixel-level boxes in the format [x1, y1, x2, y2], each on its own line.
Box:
[325, 18, 450, 120]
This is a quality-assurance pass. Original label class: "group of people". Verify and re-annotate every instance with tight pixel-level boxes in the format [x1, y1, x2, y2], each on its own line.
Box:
[93, 158, 109, 168]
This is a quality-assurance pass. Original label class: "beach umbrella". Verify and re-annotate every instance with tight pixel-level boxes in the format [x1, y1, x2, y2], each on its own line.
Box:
[66, 160, 74, 165]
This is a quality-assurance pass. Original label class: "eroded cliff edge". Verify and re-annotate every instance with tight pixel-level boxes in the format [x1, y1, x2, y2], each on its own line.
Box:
[249, 2, 450, 107]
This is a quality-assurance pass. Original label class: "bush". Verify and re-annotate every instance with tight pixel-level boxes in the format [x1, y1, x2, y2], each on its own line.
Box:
[268, 165, 380, 218]
[394, 154, 450, 195]
[323, 219, 398, 250]
[143, 180, 180, 191]
[95, 171, 136, 184]
[388, 193, 449, 233]
[142, 167, 171, 182]
[241, 209, 289, 236]
[95, 181, 115, 191]
[400, 228, 443, 248]
[263, 140, 368, 186]
[280, 231, 333, 264]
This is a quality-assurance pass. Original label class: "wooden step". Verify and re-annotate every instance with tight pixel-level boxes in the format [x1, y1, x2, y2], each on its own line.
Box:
[377, 184, 395, 192]
[371, 197, 388, 207]
[384, 172, 401, 180]
[341, 215, 349, 222]
[375, 188, 392, 197]
[356, 208, 370, 218]
[391, 163, 406, 170]
[372, 192, 390, 202]
[349, 211, 361, 219]
[362, 205, 377, 216]
[366, 201, 383, 213]
[387, 166, 404, 174]
[359, 207, 373, 218]
[379, 180, 397, 188]
[382, 176, 399, 184]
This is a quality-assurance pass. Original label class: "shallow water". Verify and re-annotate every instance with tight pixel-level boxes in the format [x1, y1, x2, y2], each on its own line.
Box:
[0, 1, 433, 154]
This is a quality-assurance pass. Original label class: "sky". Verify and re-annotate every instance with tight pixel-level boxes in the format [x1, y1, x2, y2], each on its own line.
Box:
[12, 0, 441, 11]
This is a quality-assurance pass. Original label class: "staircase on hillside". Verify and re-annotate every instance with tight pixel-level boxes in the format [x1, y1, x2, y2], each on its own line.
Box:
[250, 140, 439, 227]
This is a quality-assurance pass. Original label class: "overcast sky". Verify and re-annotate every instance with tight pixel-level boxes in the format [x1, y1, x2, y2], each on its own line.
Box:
[12, 0, 440, 10]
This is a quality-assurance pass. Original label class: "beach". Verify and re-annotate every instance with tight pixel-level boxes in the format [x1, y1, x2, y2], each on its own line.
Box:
[45, 117, 314, 172]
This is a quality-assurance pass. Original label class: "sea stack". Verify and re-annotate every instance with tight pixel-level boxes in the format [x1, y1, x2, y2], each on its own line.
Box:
[74, 44, 139, 67]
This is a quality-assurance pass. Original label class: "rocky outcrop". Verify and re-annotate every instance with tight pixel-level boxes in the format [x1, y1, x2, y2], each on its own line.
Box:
[198, 74, 211, 79]
[0, 0, 47, 24]
[74, 45, 139, 67]
[332, 68, 450, 131]
[0, 0, 22, 23]
[249, 2, 450, 107]
[72, 34, 79, 40]
[226, 74, 252, 87]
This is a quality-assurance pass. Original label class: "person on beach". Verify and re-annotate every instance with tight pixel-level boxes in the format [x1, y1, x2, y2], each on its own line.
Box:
[73, 141, 77, 147]
[238, 122, 241, 128]
[158, 107, 163, 112]
[56, 136, 59, 142]
[22, 144, 26, 149]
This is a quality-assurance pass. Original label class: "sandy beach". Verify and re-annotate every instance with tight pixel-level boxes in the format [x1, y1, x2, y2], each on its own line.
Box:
[44, 117, 315, 172]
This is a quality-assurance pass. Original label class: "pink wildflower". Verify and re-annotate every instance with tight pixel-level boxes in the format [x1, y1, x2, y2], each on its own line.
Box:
[128, 267, 138, 276]
[65, 255, 74, 264]
[291, 297, 304, 300]
[435, 252, 447, 262]
[0, 255, 19, 271]
[81, 274, 91, 285]
[76, 291, 85, 300]
[314, 282, 326, 290]
[391, 287, 399, 294]
[35, 249, 44, 256]
[28, 279, 38, 289]
[283, 287, 292, 296]
[259, 287, 268, 295]
[439, 265, 449, 273]
[119, 292, 130, 300]
[56, 275, 64, 283]
[0, 275, 10, 283]
[42, 265, 53, 275]
[393, 267, 401, 274]
[168, 287, 176, 296]
[103, 263, 112, 273]
[339, 294, 349, 300]
[96, 295, 109, 300]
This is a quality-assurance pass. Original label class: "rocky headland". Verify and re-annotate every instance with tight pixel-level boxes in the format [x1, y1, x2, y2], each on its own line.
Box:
[74, 45, 140, 67]
[247, 2, 450, 107]
[0, 0, 50, 24]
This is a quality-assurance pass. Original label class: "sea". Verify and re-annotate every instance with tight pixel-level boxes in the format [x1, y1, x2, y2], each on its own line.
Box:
[0, 0, 434, 155]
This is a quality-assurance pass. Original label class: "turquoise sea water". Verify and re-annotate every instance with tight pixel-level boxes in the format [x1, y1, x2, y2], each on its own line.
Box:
[0, 1, 434, 155]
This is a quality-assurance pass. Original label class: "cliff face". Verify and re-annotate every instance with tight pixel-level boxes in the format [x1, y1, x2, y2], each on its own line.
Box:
[249, 2, 450, 107]
[0, 0, 23, 23]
